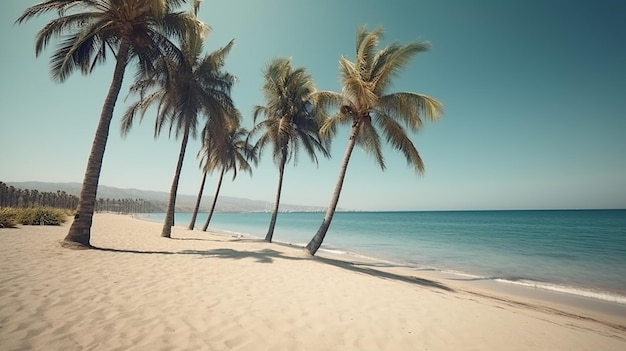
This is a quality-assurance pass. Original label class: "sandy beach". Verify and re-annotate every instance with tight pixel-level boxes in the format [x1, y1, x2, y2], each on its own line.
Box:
[1, 213, 624, 350]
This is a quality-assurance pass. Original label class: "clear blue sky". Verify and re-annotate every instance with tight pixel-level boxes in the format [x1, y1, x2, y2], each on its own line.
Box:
[1, 0, 625, 211]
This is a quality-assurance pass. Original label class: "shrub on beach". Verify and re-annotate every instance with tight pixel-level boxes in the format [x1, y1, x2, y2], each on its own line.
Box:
[0, 208, 17, 228]
[0, 207, 72, 227]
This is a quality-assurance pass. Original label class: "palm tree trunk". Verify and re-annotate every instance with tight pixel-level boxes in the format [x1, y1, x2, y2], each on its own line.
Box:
[265, 154, 287, 242]
[64, 41, 130, 248]
[161, 126, 190, 238]
[188, 170, 208, 230]
[305, 123, 360, 255]
[202, 167, 225, 231]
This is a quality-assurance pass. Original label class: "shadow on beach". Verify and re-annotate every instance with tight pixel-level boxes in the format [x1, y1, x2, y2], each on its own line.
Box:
[90, 242, 454, 292]
[314, 255, 454, 292]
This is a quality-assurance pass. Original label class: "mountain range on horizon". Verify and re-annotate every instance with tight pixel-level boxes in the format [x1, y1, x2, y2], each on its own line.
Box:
[4, 181, 329, 213]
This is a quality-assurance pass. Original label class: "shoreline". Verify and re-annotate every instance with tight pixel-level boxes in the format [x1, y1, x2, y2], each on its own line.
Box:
[2, 213, 624, 350]
[300, 243, 626, 329]
[140, 212, 626, 307]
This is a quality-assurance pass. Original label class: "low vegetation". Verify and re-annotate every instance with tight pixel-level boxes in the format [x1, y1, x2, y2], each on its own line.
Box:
[0, 208, 17, 228]
[0, 207, 73, 228]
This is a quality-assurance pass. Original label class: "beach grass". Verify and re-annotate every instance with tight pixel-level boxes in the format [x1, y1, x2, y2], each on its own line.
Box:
[0, 207, 17, 228]
[0, 206, 73, 227]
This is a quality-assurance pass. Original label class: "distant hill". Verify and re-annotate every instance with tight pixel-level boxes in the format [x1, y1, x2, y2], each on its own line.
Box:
[4, 181, 328, 213]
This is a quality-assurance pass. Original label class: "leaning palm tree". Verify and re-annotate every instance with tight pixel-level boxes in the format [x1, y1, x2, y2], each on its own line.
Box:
[189, 125, 256, 231]
[187, 111, 239, 230]
[305, 26, 444, 255]
[16, 0, 204, 248]
[122, 32, 238, 238]
[248, 58, 331, 243]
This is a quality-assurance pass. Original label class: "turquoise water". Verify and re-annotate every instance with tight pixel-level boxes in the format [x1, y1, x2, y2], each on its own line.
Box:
[143, 210, 626, 303]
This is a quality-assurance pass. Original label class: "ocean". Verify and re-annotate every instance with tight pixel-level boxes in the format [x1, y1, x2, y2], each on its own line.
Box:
[142, 209, 626, 304]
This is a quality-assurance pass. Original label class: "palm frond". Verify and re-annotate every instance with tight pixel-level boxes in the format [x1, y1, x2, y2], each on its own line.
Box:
[355, 25, 384, 80]
[15, 0, 85, 25]
[356, 121, 385, 170]
[377, 92, 443, 131]
[120, 89, 163, 137]
[88, 37, 108, 73]
[32, 11, 97, 57]
[41, 12, 115, 81]
[373, 113, 425, 174]
[161, 8, 209, 39]
[339, 56, 378, 111]
[309, 90, 342, 113]
[205, 39, 235, 68]
[371, 41, 430, 95]
[318, 111, 349, 139]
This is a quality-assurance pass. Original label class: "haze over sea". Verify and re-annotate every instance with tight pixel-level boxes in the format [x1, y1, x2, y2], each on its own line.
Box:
[144, 209, 626, 303]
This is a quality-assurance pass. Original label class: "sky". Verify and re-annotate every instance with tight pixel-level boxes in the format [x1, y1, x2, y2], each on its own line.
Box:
[1, 0, 625, 211]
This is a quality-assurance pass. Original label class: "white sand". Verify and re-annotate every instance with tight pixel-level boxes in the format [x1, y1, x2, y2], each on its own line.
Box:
[1, 213, 624, 350]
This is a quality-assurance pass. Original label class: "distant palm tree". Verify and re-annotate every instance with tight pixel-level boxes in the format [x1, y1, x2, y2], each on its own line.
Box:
[305, 26, 444, 255]
[248, 58, 331, 243]
[187, 107, 240, 231]
[16, 0, 203, 247]
[122, 31, 238, 238]
[0, 182, 7, 207]
[188, 125, 256, 231]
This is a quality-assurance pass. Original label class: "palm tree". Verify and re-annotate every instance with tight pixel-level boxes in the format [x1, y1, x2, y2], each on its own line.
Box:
[8, 186, 17, 207]
[194, 126, 256, 231]
[16, 0, 203, 247]
[122, 32, 238, 238]
[188, 108, 240, 231]
[248, 58, 330, 243]
[0, 182, 8, 207]
[305, 26, 444, 255]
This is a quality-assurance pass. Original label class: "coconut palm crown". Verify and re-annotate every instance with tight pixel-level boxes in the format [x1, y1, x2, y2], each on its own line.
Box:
[305, 26, 444, 255]
[16, 0, 205, 247]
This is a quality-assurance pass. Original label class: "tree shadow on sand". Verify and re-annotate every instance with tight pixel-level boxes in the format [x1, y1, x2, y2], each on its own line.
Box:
[181, 248, 306, 264]
[91, 246, 178, 255]
[89, 246, 302, 264]
[184, 246, 453, 291]
[169, 237, 266, 243]
[89, 243, 453, 292]
[313, 256, 454, 292]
